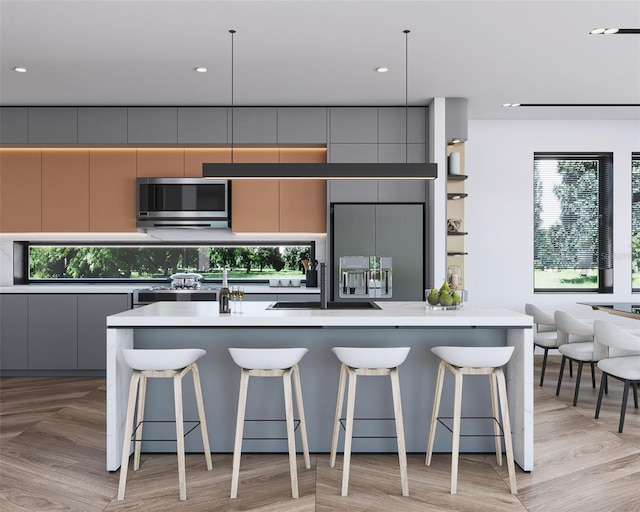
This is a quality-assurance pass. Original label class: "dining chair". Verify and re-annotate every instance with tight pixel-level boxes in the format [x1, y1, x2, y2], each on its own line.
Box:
[593, 320, 640, 433]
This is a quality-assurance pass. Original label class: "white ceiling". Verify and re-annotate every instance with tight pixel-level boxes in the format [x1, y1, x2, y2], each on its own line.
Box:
[1, 0, 639, 120]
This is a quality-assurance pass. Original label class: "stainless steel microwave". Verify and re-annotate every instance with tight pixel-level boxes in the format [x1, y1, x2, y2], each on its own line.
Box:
[136, 178, 230, 228]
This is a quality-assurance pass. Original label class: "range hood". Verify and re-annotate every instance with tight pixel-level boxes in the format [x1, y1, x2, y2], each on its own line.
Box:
[202, 162, 437, 180]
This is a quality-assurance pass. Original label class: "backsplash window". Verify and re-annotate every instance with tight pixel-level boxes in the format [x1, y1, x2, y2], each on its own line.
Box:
[26, 243, 314, 283]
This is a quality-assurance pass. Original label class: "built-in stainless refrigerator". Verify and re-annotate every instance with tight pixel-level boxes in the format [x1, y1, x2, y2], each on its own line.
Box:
[331, 203, 425, 301]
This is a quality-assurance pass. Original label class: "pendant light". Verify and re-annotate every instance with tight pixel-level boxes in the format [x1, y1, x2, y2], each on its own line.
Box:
[203, 29, 436, 180]
[229, 29, 235, 164]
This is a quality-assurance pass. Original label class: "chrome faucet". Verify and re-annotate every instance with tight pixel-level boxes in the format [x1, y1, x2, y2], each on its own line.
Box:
[319, 263, 328, 309]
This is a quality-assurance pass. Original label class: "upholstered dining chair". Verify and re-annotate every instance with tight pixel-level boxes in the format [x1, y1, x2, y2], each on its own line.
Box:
[555, 310, 597, 406]
[525, 303, 560, 386]
[593, 320, 640, 433]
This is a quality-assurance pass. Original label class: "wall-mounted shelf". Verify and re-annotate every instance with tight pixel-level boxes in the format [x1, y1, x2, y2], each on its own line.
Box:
[447, 174, 468, 181]
[447, 231, 467, 236]
[447, 193, 468, 200]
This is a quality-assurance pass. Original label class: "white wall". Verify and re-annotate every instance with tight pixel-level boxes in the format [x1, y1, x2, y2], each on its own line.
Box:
[466, 118, 640, 320]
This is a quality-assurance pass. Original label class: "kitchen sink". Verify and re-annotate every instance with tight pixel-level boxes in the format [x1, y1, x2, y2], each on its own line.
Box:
[267, 301, 381, 310]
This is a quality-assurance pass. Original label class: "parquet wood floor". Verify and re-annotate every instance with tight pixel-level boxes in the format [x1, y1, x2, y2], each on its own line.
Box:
[0, 356, 638, 511]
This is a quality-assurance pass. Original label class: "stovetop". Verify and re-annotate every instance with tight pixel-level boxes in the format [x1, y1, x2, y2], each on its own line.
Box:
[139, 286, 219, 292]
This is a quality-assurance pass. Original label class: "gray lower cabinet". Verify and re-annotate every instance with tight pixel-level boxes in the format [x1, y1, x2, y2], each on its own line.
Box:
[77, 294, 129, 369]
[0, 107, 28, 143]
[28, 294, 78, 370]
[28, 107, 78, 143]
[0, 295, 28, 369]
[128, 107, 178, 143]
[243, 293, 278, 302]
[1, 293, 129, 372]
[78, 107, 128, 143]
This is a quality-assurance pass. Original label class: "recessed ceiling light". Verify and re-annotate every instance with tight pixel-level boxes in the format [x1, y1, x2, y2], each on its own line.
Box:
[195, 67, 208, 73]
[590, 28, 606, 34]
[376, 67, 389, 73]
[603, 28, 620, 34]
[13, 66, 27, 73]
[501, 103, 521, 107]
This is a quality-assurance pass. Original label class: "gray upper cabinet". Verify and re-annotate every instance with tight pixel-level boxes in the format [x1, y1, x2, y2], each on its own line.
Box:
[77, 294, 129, 370]
[28, 294, 78, 370]
[377, 143, 426, 163]
[0, 295, 28, 370]
[178, 107, 228, 144]
[378, 107, 426, 144]
[329, 144, 377, 163]
[329, 180, 378, 203]
[28, 107, 78, 143]
[128, 107, 178, 143]
[330, 107, 378, 143]
[78, 107, 128, 144]
[232, 107, 277, 143]
[0, 107, 28, 143]
[378, 180, 427, 202]
[277, 107, 327, 144]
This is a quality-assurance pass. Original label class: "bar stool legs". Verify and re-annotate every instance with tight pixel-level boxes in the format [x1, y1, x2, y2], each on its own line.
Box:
[118, 358, 212, 501]
[426, 357, 517, 495]
[330, 364, 409, 497]
[230, 363, 310, 499]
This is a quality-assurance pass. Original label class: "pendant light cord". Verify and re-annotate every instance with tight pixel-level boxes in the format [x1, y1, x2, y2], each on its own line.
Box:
[404, 29, 410, 164]
[229, 29, 236, 164]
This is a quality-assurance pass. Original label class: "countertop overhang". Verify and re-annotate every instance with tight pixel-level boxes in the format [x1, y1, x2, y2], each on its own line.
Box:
[106, 301, 533, 328]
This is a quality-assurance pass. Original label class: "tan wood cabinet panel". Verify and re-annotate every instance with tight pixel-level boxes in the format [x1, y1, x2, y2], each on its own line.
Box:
[136, 148, 184, 177]
[89, 149, 137, 232]
[279, 148, 327, 164]
[229, 149, 280, 232]
[0, 149, 42, 232]
[279, 148, 327, 232]
[42, 149, 90, 232]
[184, 148, 230, 177]
[231, 180, 280, 232]
[279, 180, 327, 233]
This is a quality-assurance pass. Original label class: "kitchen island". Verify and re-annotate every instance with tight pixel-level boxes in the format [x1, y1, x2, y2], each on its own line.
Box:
[106, 301, 534, 472]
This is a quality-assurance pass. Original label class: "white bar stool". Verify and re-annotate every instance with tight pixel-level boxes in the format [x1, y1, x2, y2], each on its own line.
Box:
[117, 348, 212, 501]
[426, 346, 517, 495]
[329, 347, 410, 497]
[228, 347, 311, 499]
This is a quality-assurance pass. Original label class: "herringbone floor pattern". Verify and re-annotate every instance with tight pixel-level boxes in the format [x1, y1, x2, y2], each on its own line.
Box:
[0, 356, 638, 511]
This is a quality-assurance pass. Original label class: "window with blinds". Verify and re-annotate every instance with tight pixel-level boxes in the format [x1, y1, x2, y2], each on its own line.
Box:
[632, 153, 640, 290]
[533, 153, 613, 292]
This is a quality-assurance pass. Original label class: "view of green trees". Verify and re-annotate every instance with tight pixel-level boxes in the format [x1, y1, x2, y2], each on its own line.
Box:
[534, 158, 601, 289]
[28, 245, 311, 281]
[632, 158, 640, 287]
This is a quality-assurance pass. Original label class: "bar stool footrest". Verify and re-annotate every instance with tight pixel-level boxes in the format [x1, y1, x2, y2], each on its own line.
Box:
[436, 416, 507, 437]
[339, 417, 399, 439]
[131, 420, 201, 442]
[241, 418, 302, 441]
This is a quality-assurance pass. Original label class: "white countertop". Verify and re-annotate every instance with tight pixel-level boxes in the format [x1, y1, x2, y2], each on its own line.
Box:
[106, 301, 532, 328]
[0, 285, 319, 294]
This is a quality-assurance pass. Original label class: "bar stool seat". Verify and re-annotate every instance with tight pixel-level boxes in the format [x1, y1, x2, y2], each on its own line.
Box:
[426, 346, 517, 495]
[330, 346, 410, 497]
[118, 348, 212, 501]
[228, 348, 311, 499]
